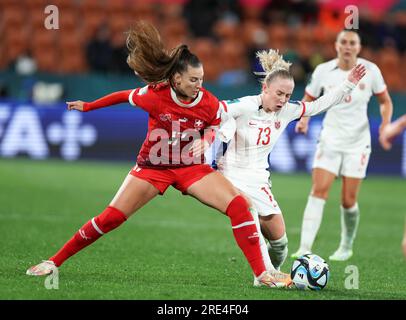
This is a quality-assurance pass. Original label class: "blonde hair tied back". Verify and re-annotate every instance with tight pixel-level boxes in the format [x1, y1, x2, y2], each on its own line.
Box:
[256, 49, 293, 84]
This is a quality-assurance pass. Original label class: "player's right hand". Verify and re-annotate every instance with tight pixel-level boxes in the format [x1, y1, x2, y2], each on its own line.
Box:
[295, 118, 309, 135]
[66, 100, 85, 112]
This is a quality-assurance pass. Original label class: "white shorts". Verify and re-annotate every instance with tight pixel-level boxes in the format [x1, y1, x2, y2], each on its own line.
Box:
[220, 168, 281, 216]
[312, 144, 371, 179]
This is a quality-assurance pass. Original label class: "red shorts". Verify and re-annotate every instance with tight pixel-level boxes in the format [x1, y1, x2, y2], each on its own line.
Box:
[130, 164, 215, 195]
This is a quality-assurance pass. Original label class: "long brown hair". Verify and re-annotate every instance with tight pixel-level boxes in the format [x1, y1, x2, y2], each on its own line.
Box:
[126, 21, 201, 84]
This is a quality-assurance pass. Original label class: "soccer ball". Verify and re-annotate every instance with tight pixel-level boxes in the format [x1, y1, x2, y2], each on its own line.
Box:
[290, 254, 330, 290]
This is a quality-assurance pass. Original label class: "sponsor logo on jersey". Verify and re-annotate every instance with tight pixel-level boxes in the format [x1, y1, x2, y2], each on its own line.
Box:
[159, 113, 172, 121]
[179, 117, 188, 123]
[249, 119, 273, 125]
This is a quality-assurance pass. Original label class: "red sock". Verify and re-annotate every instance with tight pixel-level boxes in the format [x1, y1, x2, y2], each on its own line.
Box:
[226, 195, 266, 277]
[49, 206, 127, 267]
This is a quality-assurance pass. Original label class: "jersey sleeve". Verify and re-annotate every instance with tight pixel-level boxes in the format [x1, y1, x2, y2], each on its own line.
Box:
[305, 65, 323, 99]
[217, 117, 236, 143]
[302, 79, 356, 117]
[220, 97, 248, 124]
[128, 85, 157, 112]
[222, 98, 246, 118]
[83, 90, 132, 112]
[283, 100, 307, 121]
[370, 64, 387, 95]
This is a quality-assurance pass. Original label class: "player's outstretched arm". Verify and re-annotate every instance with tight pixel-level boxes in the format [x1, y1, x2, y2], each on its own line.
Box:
[67, 89, 133, 112]
[302, 64, 366, 118]
[295, 93, 316, 135]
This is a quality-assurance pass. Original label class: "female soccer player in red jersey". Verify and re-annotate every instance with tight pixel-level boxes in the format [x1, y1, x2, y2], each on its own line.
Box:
[26, 21, 291, 288]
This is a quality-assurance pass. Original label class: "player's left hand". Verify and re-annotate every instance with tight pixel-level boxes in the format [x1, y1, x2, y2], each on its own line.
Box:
[189, 138, 210, 158]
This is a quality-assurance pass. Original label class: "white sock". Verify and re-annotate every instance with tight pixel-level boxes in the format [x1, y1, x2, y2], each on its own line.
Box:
[339, 203, 360, 250]
[298, 195, 326, 252]
[267, 233, 288, 270]
[250, 208, 275, 272]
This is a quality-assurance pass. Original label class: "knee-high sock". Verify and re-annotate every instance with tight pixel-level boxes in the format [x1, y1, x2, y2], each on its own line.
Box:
[338, 203, 360, 250]
[227, 196, 266, 277]
[298, 195, 326, 252]
[49, 206, 127, 267]
[267, 233, 288, 270]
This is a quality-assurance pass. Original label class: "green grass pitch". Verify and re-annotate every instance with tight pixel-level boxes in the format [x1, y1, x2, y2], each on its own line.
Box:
[0, 158, 405, 300]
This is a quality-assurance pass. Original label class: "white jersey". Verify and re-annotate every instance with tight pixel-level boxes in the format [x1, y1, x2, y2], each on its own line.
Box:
[218, 79, 357, 176]
[306, 58, 386, 152]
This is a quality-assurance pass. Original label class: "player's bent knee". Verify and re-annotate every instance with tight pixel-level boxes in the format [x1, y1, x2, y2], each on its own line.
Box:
[342, 200, 357, 209]
[226, 195, 253, 226]
[342, 196, 357, 209]
[94, 206, 128, 233]
[241, 194, 253, 207]
[311, 189, 329, 200]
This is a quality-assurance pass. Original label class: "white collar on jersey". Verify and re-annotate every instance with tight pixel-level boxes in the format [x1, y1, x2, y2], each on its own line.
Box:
[170, 87, 204, 108]
[332, 58, 361, 72]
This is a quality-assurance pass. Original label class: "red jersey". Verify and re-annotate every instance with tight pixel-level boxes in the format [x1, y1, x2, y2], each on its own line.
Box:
[128, 83, 221, 168]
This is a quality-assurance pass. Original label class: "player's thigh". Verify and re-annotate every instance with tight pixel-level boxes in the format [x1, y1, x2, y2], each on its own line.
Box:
[110, 174, 160, 217]
[341, 176, 363, 208]
[311, 168, 337, 199]
[186, 171, 240, 213]
[311, 146, 341, 198]
[259, 214, 286, 240]
[312, 145, 341, 177]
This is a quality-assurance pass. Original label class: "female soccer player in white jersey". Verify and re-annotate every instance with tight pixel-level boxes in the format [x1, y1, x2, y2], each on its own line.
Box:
[215, 49, 366, 280]
[292, 29, 394, 261]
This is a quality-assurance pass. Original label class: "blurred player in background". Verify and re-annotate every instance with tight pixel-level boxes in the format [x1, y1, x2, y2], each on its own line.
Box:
[26, 21, 291, 288]
[378, 114, 406, 260]
[292, 29, 394, 261]
[403, 220, 406, 259]
[215, 49, 366, 285]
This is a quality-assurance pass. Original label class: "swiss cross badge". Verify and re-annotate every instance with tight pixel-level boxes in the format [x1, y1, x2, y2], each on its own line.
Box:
[274, 121, 281, 130]
[194, 119, 204, 129]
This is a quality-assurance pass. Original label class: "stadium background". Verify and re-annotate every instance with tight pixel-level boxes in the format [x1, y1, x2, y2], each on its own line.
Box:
[0, 0, 405, 301]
